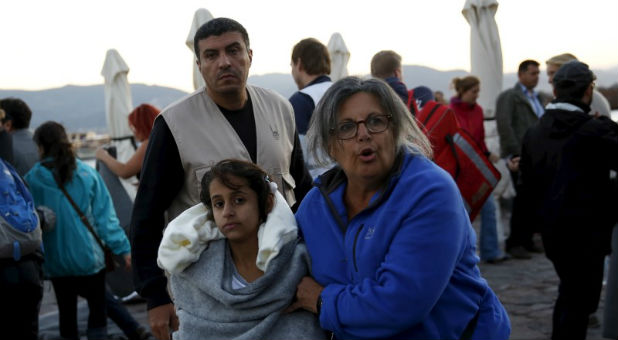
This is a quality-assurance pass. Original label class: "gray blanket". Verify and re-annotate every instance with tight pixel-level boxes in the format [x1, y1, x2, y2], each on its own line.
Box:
[170, 239, 326, 340]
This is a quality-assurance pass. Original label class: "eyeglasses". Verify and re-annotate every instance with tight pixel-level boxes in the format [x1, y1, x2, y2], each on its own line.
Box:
[331, 114, 392, 140]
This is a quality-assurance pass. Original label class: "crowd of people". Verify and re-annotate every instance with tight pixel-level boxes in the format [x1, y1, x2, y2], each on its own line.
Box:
[1, 15, 617, 340]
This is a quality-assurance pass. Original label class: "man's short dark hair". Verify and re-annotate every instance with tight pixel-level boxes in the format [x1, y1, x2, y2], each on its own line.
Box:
[193, 17, 250, 61]
[371, 50, 402, 79]
[291, 38, 331, 76]
[518, 59, 540, 74]
[0, 98, 32, 129]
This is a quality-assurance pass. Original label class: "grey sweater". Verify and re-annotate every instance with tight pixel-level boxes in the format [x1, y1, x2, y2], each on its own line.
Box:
[170, 239, 326, 340]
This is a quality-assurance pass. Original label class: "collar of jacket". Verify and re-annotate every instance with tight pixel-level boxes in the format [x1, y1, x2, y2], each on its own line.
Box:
[549, 98, 591, 114]
[314, 151, 406, 232]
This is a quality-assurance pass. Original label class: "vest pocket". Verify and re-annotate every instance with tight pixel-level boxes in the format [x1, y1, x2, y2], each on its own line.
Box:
[194, 165, 213, 202]
[271, 171, 296, 207]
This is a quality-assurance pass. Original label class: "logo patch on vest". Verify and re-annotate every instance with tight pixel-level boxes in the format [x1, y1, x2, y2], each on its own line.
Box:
[270, 125, 280, 140]
[364, 226, 375, 240]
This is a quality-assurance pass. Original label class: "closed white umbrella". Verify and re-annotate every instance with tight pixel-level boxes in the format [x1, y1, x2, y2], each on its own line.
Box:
[100, 48, 136, 199]
[327, 33, 350, 82]
[186, 8, 214, 90]
[462, 0, 508, 239]
[462, 0, 503, 118]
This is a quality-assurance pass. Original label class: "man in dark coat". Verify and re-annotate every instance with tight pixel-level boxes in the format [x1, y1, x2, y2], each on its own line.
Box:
[496, 59, 545, 259]
[519, 60, 618, 340]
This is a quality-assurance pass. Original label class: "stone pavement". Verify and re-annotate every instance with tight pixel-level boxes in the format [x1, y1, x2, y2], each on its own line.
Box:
[38, 242, 610, 340]
[478, 250, 607, 340]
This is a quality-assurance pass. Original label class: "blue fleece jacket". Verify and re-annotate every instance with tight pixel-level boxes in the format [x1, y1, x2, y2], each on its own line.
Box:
[296, 152, 510, 339]
[25, 159, 130, 277]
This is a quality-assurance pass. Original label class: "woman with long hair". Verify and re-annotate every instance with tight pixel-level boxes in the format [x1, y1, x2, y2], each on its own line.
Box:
[96, 104, 159, 179]
[450, 76, 506, 264]
[25, 121, 131, 340]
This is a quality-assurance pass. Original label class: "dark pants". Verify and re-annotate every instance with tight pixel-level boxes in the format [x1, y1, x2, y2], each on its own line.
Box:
[51, 269, 107, 340]
[505, 170, 535, 250]
[106, 288, 143, 339]
[0, 255, 44, 340]
[549, 251, 605, 340]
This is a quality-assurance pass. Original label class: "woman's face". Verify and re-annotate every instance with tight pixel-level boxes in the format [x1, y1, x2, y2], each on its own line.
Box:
[329, 92, 397, 187]
[461, 84, 480, 104]
[209, 175, 261, 244]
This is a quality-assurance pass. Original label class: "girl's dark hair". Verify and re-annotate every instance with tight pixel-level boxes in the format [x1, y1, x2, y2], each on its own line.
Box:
[33, 121, 76, 184]
[200, 159, 271, 222]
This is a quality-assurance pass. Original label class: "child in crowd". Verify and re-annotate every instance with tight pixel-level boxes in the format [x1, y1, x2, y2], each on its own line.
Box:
[157, 159, 325, 340]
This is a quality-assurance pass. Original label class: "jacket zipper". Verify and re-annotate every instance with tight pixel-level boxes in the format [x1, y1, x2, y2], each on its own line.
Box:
[352, 224, 364, 272]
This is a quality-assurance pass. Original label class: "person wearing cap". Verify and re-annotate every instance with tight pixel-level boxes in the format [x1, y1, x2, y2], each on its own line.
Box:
[546, 53, 611, 118]
[518, 60, 618, 340]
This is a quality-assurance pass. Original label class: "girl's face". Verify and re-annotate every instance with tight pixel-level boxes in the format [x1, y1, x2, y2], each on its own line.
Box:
[209, 175, 261, 244]
[461, 84, 480, 105]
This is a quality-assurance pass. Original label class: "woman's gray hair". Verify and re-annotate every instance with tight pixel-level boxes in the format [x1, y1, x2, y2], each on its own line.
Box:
[306, 77, 432, 166]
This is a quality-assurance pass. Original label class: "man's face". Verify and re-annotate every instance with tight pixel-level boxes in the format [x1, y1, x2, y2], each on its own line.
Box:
[518, 64, 540, 90]
[546, 63, 560, 86]
[196, 31, 252, 98]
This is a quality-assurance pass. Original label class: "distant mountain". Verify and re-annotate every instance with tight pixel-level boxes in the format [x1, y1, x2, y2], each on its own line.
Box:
[0, 84, 189, 132]
[2, 64, 615, 132]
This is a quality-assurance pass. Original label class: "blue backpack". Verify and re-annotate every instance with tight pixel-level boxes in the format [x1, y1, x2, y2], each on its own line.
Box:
[0, 158, 42, 260]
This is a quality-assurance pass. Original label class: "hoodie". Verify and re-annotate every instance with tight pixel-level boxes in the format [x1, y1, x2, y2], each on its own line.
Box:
[519, 99, 618, 256]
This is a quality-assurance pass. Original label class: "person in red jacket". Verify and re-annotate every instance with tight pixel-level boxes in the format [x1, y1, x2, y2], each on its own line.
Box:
[450, 76, 506, 263]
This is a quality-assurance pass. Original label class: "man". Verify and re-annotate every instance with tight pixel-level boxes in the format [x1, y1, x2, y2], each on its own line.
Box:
[130, 18, 312, 340]
[546, 53, 612, 118]
[495, 59, 544, 259]
[289, 37, 333, 178]
[370, 50, 408, 104]
[0, 98, 39, 176]
[519, 60, 618, 339]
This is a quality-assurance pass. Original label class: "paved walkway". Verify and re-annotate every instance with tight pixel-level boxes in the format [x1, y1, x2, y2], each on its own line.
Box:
[479, 251, 607, 339]
[38, 238, 610, 340]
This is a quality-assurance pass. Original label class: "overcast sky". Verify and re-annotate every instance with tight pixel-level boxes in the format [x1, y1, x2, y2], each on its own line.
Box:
[1, 0, 616, 92]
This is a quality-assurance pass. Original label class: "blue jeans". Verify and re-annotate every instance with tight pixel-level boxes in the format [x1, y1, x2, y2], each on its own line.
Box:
[479, 196, 503, 261]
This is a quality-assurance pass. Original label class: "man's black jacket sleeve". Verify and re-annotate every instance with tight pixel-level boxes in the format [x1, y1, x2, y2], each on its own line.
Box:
[289, 130, 313, 210]
[130, 118, 184, 310]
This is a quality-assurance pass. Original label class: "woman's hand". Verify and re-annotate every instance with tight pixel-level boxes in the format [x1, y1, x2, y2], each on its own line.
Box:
[286, 276, 324, 314]
[95, 147, 109, 161]
[123, 253, 132, 271]
[489, 153, 500, 164]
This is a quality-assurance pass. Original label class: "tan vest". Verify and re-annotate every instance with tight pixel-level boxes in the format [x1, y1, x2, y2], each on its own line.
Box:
[161, 85, 297, 220]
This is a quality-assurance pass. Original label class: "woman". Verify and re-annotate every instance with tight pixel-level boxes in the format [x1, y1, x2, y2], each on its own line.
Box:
[449, 76, 506, 264]
[95, 104, 159, 179]
[25, 121, 131, 340]
[157, 159, 325, 340]
[289, 77, 510, 339]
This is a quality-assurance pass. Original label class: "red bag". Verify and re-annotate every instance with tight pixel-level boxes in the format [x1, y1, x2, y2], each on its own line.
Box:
[415, 101, 501, 220]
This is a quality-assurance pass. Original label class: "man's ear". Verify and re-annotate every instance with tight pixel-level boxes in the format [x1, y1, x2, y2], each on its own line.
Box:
[248, 48, 253, 65]
[3, 119, 13, 132]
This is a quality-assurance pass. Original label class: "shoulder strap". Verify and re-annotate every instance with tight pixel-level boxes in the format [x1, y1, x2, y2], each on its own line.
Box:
[51, 174, 107, 251]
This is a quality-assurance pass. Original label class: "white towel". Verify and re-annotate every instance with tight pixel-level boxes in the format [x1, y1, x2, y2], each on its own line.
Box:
[157, 184, 297, 274]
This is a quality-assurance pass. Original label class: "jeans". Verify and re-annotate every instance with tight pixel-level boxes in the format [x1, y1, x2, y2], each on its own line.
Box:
[479, 195, 503, 261]
[106, 288, 143, 339]
[51, 269, 107, 340]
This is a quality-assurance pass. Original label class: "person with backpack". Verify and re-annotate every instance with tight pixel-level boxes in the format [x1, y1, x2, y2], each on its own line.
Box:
[0, 157, 44, 340]
[450, 76, 506, 264]
[24, 121, 131, 340]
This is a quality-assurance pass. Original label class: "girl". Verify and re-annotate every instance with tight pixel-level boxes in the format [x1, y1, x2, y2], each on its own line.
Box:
[158, 159, 325, 340]
[450, 76, 506, 264]
[25, 121, 131, 340]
